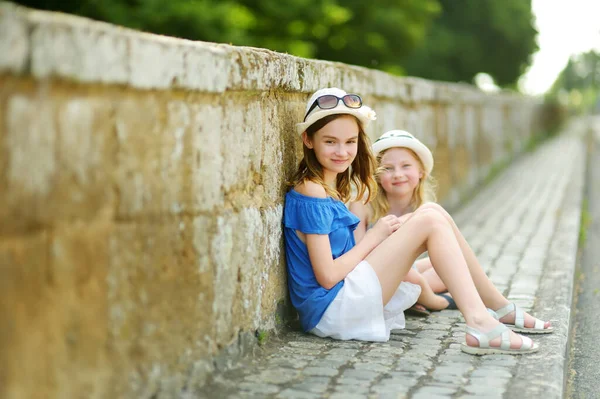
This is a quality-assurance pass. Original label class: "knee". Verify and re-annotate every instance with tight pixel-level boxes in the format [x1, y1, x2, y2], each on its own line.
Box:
[418, 203, 453, 222]
[414, 208, 448, 230]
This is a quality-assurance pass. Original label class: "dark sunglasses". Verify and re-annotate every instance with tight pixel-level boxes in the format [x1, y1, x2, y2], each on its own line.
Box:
[303, 94, 362, 121]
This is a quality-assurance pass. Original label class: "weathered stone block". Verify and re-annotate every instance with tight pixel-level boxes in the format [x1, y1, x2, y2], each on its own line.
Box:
[0, 3, 28, 73]
[1, 90, 57, 233]
[47, 219, 112, 399]
[115, 96, 196, 217]
[107, 220, 213, 397]
[29, 11, 129, 84]
[54, 95, 117, 218]
[0, 232, 51, 399]
[220, 97, 264, 193]
[190, 101, 224, 212]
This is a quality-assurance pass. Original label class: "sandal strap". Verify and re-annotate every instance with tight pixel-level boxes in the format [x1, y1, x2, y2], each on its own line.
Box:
[534, 318, 545, 330]
[494, 302, 515, 318]
[517, 335, 533, 350]
[466, 324, 510, 348]
[467, 323, 534, 351]
[494, 302, 526, 329]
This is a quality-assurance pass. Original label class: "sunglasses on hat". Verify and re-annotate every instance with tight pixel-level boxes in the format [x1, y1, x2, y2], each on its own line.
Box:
[303, 94, 362, 121]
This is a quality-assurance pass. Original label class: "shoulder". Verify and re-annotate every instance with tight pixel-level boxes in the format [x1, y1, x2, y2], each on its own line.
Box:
[294, 180, 327, 199]
[349, 200, 371, 222]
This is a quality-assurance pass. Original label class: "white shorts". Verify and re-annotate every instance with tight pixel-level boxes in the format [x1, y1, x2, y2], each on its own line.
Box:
[310, 260, 421, 342]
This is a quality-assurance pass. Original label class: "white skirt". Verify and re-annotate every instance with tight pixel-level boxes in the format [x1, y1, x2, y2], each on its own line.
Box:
[310, 260, 421, 342]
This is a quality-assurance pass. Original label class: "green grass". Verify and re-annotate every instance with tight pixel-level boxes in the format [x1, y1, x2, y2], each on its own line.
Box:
[579, 198, 592, 246]
[255, 329, 269, 346]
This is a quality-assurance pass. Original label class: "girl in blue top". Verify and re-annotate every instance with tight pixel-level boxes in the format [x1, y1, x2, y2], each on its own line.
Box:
[284, 88, 548, 355]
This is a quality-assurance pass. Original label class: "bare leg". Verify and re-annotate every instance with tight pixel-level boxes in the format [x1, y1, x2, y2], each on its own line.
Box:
[415, 258, 447, 293]
[417, 203, 550, 329]
[404, 268, 449, 310]
[366, 208, 530, 348]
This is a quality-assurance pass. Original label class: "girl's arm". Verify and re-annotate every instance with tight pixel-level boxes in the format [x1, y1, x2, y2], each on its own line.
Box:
[297, 181, 399, 289]
[349, 201, 369, 243]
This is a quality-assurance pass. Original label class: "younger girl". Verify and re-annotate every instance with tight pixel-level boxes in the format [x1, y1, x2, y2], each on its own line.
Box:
[283, 88, 550, 355]
[350, 130, 451, 313]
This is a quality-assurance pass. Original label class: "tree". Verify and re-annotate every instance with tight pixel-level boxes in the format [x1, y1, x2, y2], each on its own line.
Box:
[13, 0, 537, 87]
[548, 50, 600, 114]
[401, 0, 538, 87]
[12, 0, 440, 74]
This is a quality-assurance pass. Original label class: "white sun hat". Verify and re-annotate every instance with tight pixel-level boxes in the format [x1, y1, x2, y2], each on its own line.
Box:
[372, 130, 434, 174]
[295, 87, 377, 135]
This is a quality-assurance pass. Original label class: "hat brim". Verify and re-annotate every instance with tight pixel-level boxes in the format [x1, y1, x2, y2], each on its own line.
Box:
[372, 137, 434, 174]
[295, 105, 371, 135]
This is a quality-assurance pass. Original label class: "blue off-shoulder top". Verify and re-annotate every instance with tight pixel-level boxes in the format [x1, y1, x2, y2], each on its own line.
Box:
[283, 189, 360, 331]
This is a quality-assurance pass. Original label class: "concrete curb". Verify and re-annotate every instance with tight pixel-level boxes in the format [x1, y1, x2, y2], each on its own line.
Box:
[507, 126, 586, 398]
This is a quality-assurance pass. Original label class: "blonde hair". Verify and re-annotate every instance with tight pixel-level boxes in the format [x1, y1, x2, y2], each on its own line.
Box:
[289, 114, 377, 203]
[370, 147, 437, 222]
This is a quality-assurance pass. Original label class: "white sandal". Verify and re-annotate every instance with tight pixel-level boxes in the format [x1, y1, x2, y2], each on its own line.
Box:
[492, 303, 554, 334]
[461, 324, 539, 355]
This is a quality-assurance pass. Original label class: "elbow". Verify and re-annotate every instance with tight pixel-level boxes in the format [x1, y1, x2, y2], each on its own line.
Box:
[316, 274, 339, 290]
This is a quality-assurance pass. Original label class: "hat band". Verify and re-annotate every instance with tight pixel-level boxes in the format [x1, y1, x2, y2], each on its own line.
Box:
[374, 134, 414, 143]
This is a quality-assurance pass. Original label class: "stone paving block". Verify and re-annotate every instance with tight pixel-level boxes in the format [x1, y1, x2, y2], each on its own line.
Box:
[256, 368, 299, 385]
[329, 393, 367, 399]
[372, 391, 409, 399]
[267, 359, 309, 370]
[458, 394, 503, 399]
[237, 382, 280, 394]
[479, 355, 518, 367]
[289, 377, 331, 393]
[302, 366, 339, 377]
[365, 345, 405, 356]
[424, 322, 453, 331]
[370, 382, 412, 396]
[467, 376, 510, 389]
[333, 383, 371, 395]
[409, 337, 443, 346]
[352, 362, 392, 373]
[415, 330, 448, 339]
[308, 359, 348, 369]
[328, 348, 360, 356]
[412, 385, 457, 398]
[336, 376, 372, 387]
[463, 382, 508, 396]
[402, 347, 439, 359]
[287, 340, 328, 350]
[276, 388, 321, 399]
[341, 369, 380, 381]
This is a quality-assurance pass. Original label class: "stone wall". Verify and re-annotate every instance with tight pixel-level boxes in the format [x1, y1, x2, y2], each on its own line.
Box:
[0, 2, 541, 398]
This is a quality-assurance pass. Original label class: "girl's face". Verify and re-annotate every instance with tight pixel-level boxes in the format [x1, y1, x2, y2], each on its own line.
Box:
[379, 148, 424, 198]
[303, 115, 359, 183]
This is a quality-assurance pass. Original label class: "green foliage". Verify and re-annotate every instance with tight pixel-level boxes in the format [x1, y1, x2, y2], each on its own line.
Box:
[548, 50, 600, 114]
[255, 329, 269, 346]
[402, 0, 538, 87]
[14, 0, 537, 87]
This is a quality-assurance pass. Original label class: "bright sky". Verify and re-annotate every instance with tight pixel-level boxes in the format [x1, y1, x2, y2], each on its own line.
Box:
[519, 0, 600, 95]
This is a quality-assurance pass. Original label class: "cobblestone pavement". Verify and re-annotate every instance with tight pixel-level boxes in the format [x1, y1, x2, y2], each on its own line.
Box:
[199, 127, 586, 399]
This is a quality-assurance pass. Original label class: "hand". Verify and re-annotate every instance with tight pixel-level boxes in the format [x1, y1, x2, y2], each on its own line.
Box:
[367, 215, 402, 244]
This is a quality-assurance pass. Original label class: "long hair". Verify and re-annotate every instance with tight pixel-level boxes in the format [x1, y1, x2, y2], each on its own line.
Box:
[370, 148, 437, 222]
[289, 114, 377, 203]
